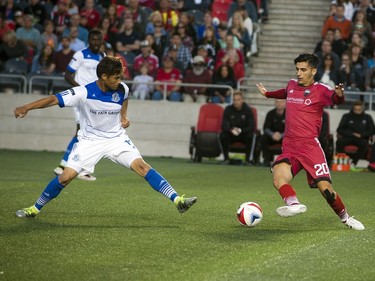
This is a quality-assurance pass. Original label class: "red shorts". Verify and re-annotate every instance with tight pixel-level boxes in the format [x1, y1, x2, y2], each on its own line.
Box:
[273, 137, 331, 188]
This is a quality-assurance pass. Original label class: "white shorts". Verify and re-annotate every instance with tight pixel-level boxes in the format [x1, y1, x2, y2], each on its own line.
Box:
[66, 133, 142, 174]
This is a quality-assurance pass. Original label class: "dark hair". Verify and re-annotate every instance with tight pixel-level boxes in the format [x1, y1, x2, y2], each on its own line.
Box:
[96, 56, 123, 78]
[294, 53, 319, 69]
[88, 29, 103, 39]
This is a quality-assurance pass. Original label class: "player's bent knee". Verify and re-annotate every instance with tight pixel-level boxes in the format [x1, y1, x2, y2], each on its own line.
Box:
[131, 158, 151, 177]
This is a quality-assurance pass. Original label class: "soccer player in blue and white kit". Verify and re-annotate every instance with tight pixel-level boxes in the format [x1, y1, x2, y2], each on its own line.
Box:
[53, 29, 104, 181]
[14, 56, 197, 217]
[256, 53, 364, 230]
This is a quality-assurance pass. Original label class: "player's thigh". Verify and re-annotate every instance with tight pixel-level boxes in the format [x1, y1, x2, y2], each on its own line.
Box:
[107, 136, 142, 169]
[66, 139, 104, 173]
[301, 140, 331, 182]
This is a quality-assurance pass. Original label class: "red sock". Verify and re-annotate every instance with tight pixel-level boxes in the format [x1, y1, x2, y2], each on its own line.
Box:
[329, 193, 347, 220]
[278, 184, 299, 206]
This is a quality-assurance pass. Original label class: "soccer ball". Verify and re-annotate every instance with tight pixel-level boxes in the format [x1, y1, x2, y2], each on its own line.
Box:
[236, 202, 263, 227]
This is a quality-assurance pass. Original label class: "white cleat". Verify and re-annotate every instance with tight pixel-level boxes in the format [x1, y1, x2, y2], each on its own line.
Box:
[77, 172, 97, 181]
[343, 217, 365, 230]
[276, 204, 307, 217]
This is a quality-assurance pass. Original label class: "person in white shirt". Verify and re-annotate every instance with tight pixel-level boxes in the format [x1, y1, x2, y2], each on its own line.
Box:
[14, 56, 197, 218]
[132, 63, 154, 100]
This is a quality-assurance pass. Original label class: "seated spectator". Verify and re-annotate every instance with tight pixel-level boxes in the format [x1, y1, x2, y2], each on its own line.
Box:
[153, 55, 182, 101]
[315, 28, 335, 54]
[149, 21, 169, 63]
[339, 52, 361, 90]
[219, 91, 255, 165]
[145, 11, 165, 35]
[97, 16, 117, 48]
[322, 3, 351, 41]
[349, 43, 368, 91]
[23, 0, 48, 32]
[163, 32, 192, 72]
[332, 28, 348, 59]
[175, 22, 195, 53]
[79, 0, 101, 30]
[228, 11, 251, 55]
[210, 64, 237, 104]
[196, 26, 220, 60]
[315, 53, 340, 89]
[62, 26, 86, 52]
[0, 30, 29, 70]
[260, 99, 285, 166]
[62, 14, 89, 45]
[102, 42, 131, 80]
[103, 3, 122, 33]
[179, 12, 198, 46]
[133, 40, 159, 77]
[316, 39, 341, 74]
[31, 43, 56, 74]
[0, 0, 23, 25]
[115, 17, 142, 57]
[216, 51, 245, 82]
[53, 36, 74, 74]
[0, 14, 12, 43]
[228, 0, 258, 23]
[196, 44, 215, 71]
[181, 0, 210, 11]
[216, 34, 245, 69]
[16, 14, 42, 54]
[336, 100, 375, 170]
[197, 11, 218, 41]
[351, 10, 372, 56]
[51, 0, 70, 37]
[349, 32, 369, 57]
[217, 23, 241, 50]
[158, 0, 179, 32]
[125, 0, 149, 34]
[182, 55, 212, 102]
[41, 20, 59, 51]
[132, 62, 154, 100]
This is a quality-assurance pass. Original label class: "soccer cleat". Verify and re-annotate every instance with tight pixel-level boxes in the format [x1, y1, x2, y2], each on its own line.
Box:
[276, 204, 307, 217]
[16, 205, 40, 218]
[343, 216, 365, 230]
[53, 165, 65, 175]
[77, 172, 97, 181]
[175, 195, 197, 213]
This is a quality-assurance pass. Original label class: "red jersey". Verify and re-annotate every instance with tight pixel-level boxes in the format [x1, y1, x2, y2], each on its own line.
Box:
[266, 80, 342, 140]
[133, 54, 159, 77]
[155, 68, 182, 91]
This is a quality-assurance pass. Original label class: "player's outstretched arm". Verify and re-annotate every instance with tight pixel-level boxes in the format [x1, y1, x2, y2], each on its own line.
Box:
[120, 99, 130, 128]
[256, 83, 267, 96]
[334, 83, 345, 97]
[14, 95, 59, 118]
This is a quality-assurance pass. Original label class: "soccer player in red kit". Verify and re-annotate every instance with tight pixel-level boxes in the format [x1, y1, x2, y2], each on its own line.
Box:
[256, 53, 364, 230]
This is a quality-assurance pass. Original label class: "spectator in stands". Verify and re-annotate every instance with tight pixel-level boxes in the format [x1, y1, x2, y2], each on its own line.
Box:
[342, 0, 354, 20]
[252, 0, 269, 22]
[349, 43, 368, 91]
[217, 23, 241, 50]
[79, 0, 101, 30]
[115, 16, 142, 57]
[182, 55, 212, 102]
[322, 4, 352, 41]
[336, 100, 375, 170]
[126, 0, 149, 34]
[229, 6, 253, 43]
[216, 50, 245, 81]
[196, 44, 215, 71]
[51, 0, 70, 37]
[339, 51, 360, 90]
[16, 14, 42, 54]
[0, 0, 23, 25]
[62, 14, 89, 45]
[64, 0, 79, 15]
[145, 11, 164, 35]
[101, 42, 131, 80]
[13, 10, 24, 30]
[103, 3, 122, 33]
[64, 26, 86, 52]
[349, 32, 368, 57]
[163, 32, 192, 72]
[31, 43, 56, 74]
[0, 30, 29, 70]
[138, 0, 155, 9]
[97, 16, 117, 48]
[133, 40, 159, 77]
[149, 21, 169, 63]
[315, 53, 340, 89]
[179, 12, 198, 46]
[352, 0, 375, 30]
[260, 99, 286, 167]
[351, 10, 373, 56]
[197, 26, 220, 60]
[23, 0, 47, 32]
[41, 20, 58, 51]
[53, 36, 74, 74]
[216, 34, 245, 69]
[197, 11, 217, 41]
[158, 0, 179, 32]
[228, 11, 251, 55]
[316, 39, 341, 74]
[0, 14, 12, 43]
[153, 55, 182, 101]
[228, 0, 258, 23]
[210, 64, 236, 104]
[315, 28, 335, 54]
[332, 28, 348, 59]
[181, 0, 210, 11]
[132, 62, 154, 100]
[175, 22, 195, 53]
[219, 91, 255, 165]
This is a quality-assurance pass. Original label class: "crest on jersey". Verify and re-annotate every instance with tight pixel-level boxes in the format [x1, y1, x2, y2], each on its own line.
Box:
[111, 92, 120, 102]
[304, 90, 311, 96]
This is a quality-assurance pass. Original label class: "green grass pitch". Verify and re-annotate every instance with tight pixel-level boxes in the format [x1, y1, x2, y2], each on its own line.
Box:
[0, 149, 374, 281]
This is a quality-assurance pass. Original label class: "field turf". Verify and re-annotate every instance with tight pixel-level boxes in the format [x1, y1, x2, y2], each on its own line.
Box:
[0, 149, 374, 281]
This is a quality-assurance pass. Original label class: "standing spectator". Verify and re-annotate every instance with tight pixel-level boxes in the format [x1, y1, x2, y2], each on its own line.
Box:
[322, 4, 352, 41]
[336, 100, 375, 170]
[158, 0, 179, 32]
[153, 55, 182, 101]
[133, 40, 159, 77]
[79, 0, 101, 30]
[16, 14, 42, 55]
[115, 17, 142, 58]
[23, 0, 48, 32]
[132, 62, 154, 100]
[31, 43, 56, 74]
[260, 99, 286, 167]
[41, 20, 58, 50]
[53, 36, 74, 74]
[62, 14, 89, 45]
[163, 32, 192, 72]
[210, 64, 236, 104]
[219, 91, 255, 165]
[182, 55, 212, 102]
[51, 0, 70, 37]
[315, 53, 340, 89]
[256, 53, 364, 230]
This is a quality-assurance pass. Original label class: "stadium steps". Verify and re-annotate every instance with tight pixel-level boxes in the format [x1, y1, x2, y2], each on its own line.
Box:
[244, 0, 328, 105]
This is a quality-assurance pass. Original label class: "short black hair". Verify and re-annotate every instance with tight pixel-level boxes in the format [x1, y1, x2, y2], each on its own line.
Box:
[96, 56, 123, 78]
[89, 29, 103, 39]
[294, 53, 319, 69]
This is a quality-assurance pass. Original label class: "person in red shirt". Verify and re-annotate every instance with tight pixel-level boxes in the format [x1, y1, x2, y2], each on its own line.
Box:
[153, 55, 182, 101]
[322, 3, 352, 41]
[256, 53, 364, 231]
[133, 40, 159, 77]
[79, 0, 101, 30]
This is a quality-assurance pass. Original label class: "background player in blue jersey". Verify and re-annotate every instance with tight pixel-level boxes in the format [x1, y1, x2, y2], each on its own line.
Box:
[53, 29, 104, 181]
[14, 56, 197, 218]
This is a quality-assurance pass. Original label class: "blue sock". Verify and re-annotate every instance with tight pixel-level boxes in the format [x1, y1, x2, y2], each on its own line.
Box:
[35, 176, 65, 210]
[144, 169, 178, 202]
[62, 136, 78, 164]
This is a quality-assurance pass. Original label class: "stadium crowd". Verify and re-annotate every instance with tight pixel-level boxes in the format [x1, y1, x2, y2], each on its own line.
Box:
[0, 0, 269, 102]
